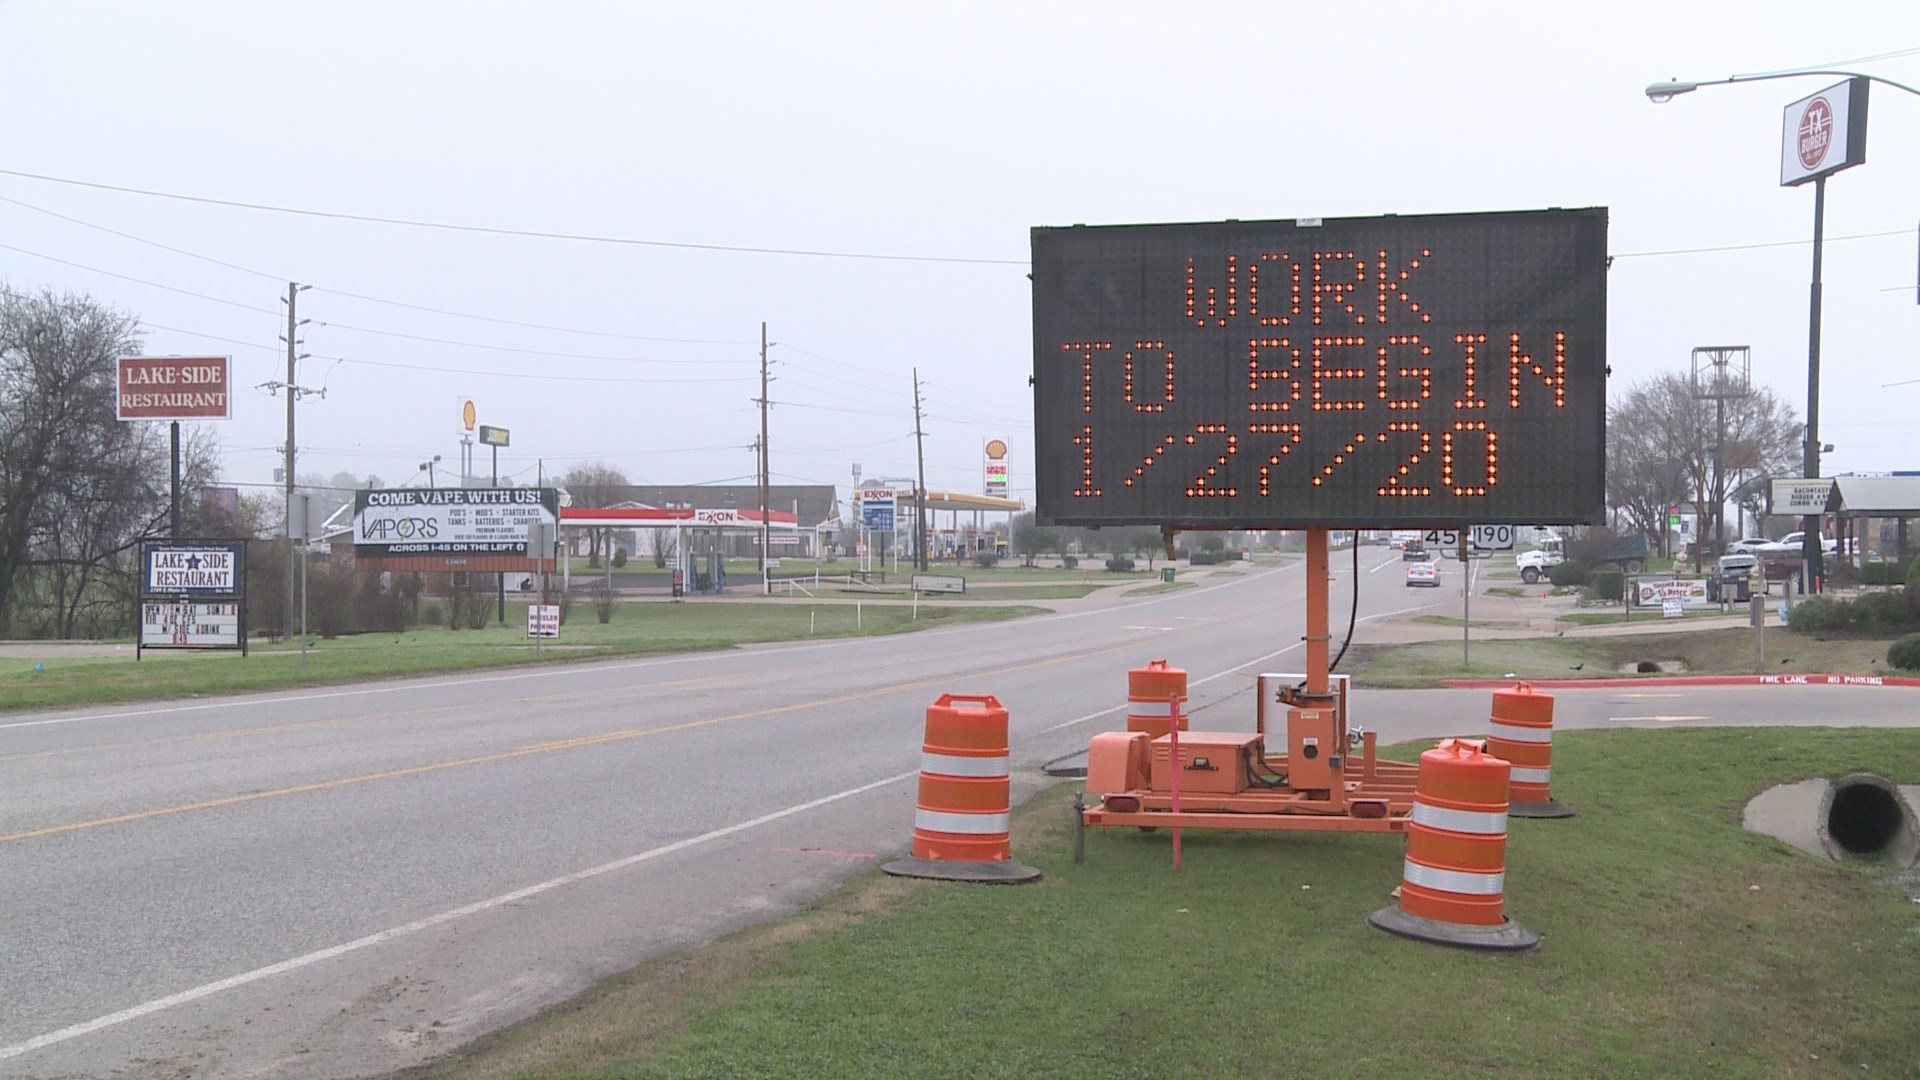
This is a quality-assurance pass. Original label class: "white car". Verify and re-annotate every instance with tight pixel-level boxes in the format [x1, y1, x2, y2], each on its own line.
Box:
[1777, 532, 1839, 555]
[1726, 537, 1773, 555]
[1405, 562, 1440, 588]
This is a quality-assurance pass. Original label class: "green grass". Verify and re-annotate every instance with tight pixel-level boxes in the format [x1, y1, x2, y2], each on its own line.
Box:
[1557, 607, 1747, 625]
[418, 727, 1920, 1080]
[1346, 626, 1895, 687]
[1486, 586, 1528, 598]
[1123, 580, 1197, 596]
[1410, 614, 1503, 627]
[946, 584, 1099, 600]
[0, 601, 1041, 713]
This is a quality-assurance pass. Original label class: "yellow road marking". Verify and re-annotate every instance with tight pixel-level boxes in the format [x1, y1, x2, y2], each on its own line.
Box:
[0, 673, 738, 765]
[1, 641, 1134, 845]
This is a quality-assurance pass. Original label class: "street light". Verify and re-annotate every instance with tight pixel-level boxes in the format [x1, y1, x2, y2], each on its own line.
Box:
[1646, 67, 1916, 592]
[1646, 70, 1920, 103]
[420, 454, 441, 486]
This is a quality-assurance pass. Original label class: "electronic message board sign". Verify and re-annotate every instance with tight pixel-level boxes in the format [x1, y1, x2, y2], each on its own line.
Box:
[1030, 208, 1608, 528]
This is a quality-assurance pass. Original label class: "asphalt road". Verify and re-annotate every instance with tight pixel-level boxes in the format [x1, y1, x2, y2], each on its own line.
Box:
[2, 551, 1915, 1079]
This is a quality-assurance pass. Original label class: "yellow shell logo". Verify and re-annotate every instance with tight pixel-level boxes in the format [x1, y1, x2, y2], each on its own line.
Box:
[985, 439, 1008, 459]
[462, 400, 477, 431]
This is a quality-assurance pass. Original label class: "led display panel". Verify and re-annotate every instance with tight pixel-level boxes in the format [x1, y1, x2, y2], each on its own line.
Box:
[1030, 208, 1608, 528]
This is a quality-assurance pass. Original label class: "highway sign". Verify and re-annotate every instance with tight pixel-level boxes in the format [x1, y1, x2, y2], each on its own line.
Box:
[1030, 208, 1608, 528]
[1423, 524, 1516, 550]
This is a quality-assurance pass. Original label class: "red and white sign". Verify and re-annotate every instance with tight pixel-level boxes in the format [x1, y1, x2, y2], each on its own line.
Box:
[528, 604, 561, 639]
[1634, 578, 1709, 607]
[1780, 77, 1869, 187]
[116, 356, 232, 421]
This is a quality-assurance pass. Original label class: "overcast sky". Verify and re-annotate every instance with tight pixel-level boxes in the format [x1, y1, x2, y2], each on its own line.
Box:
[0, 1, 1914, 513]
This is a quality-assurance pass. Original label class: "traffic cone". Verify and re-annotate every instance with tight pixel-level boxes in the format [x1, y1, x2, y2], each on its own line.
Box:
[883, 694, 1040, 884]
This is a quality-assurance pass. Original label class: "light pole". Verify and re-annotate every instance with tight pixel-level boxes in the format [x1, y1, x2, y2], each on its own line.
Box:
[1647, 67, 1917, 592]
[420, 455, 441, 486]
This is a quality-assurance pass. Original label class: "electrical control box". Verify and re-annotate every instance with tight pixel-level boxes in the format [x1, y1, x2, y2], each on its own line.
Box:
[1149, 731, 1263, 795]
[1287, 707, 1341, 791]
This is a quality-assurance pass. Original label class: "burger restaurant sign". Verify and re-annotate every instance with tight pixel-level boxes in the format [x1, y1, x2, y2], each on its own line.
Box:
[1779, 76, 1869, 187]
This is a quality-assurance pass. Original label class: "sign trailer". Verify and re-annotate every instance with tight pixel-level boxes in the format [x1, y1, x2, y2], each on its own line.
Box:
[1047, 208, 1610, 860]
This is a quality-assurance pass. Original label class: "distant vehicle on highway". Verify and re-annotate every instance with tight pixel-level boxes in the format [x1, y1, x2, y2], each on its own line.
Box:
[1405, 561, 1440, 587]
[1402, 540, 1428, 561]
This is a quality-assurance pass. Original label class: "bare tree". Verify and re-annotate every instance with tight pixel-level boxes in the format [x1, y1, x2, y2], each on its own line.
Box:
[1608, 372, 1799, 571]
[647, 526, 677, 569]
[559, 461, 628, 567]
[0, 287, 147, 634]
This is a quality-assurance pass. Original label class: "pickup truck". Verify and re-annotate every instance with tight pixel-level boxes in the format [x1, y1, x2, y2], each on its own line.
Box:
[1515, 534, 1650, 584]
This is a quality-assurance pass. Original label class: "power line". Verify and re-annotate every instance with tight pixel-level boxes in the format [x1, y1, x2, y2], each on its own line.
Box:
[1611, 228, 1908, 259]
[0, 166, 1027, 266]
[0, 189, 759, 343]
[0, 241, 283, 314]
[312, 353, 755, 385]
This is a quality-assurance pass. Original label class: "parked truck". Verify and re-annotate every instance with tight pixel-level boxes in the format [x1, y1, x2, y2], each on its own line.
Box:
[1515, 533, 1650, 584]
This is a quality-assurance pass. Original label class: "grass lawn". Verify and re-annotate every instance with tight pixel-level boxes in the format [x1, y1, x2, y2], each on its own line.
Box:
[1347, 627, 1901, 687]
[1123, 580, 1197, 596]
[417, 727, 1920, 1080]
[1410, 614, 1507, 627]
[0, 601, 1041, 713]
[1558, 607, 1748, 626]
[1485, 586, 1530, 598]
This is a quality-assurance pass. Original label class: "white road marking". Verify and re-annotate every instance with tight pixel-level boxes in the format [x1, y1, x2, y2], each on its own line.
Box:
[1037, 600, 1437, 735]
[0, 769, 918, 1063]
[1611, 715, 1711, 723]
[0, 565, 1298, 734]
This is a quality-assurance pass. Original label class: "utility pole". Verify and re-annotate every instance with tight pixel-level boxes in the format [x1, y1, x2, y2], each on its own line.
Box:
[272, 282, 314, 638]
[758, 321, 771, 595]
[1690, 346, 1750, 572]
[912, 368, 929, 572]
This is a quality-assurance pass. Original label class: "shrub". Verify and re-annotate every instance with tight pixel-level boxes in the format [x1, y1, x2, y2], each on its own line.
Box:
[1851, 588, 1914, 631]
[612, 549, 628, 568]
[1591, 568, 1625, 602]
[1199, 535, 1226, 553]
[1889, 633, 1920, 672]
[1190, 551, 1219, 566]
[1105, 556, 1136, 573]
[421, 601, 445, 627]
[1786, 595, 1852, 634]
[1547, 558, 1592, 588]
[593, 584, 616, 624]
[1062, 554, 1078, 569]
[973, 552, 1001, 568]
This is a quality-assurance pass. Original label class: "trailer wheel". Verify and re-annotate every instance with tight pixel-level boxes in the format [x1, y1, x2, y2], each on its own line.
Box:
[1623, 559, 1644, 573]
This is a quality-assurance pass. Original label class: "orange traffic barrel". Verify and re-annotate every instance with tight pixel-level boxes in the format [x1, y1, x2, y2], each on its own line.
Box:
[1486, 682, 1574, 818]
[1126, 659, 1188, 738]
[1367, 738, 1538, 951]
[882, 694, 1040, 884]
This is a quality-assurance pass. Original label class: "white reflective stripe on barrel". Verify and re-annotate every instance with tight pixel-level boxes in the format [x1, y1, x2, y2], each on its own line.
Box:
[914, 808, 1011, 834]
[920, 751, 1009, 778]
[1126, 699, 1182, 717]
[1510, 766, 1552, 784]
[1487, 722, 1554, 743]
[1411, 802, 1508, 835]
[1402, 860, 1505, 895]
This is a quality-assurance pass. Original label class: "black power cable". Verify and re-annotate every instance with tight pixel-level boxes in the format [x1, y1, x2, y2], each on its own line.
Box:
[1331, 537, 1360, 671]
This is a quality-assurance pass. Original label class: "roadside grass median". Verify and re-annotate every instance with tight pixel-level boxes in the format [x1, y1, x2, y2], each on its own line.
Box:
[1347, 627, 1895, 687]
[1556, 607, 1747, 626]
[416, 726, 1920, 1080]
[0, 602, 1040, 713]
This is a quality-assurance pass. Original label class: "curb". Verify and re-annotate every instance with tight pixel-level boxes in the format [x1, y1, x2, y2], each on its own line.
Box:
[1440, 674, 1920, 690]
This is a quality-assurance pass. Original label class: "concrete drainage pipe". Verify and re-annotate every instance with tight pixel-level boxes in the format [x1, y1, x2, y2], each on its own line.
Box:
[1818, 774, 1919, 866]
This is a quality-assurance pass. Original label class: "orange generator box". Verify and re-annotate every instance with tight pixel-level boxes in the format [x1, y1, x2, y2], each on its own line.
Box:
[1149, 731, 1262, 795]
